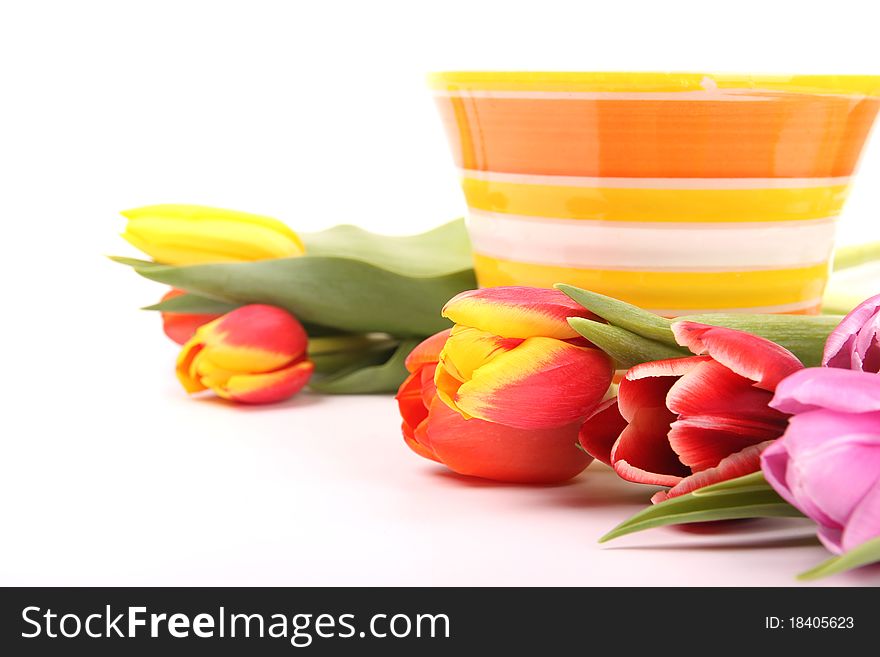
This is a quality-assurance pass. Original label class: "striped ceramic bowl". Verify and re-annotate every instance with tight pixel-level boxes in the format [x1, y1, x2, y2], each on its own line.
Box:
[430, 72, 880, 315]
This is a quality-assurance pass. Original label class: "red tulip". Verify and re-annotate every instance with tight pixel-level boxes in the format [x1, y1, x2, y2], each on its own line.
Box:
[579, 322, 803, 501]
[396, 329, 592, 483]
[160, 288, 222, 345]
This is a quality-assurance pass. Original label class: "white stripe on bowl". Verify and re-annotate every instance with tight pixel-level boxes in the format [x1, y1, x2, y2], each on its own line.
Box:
[467, 210, 836, 271]
[460, 169, 851, 190]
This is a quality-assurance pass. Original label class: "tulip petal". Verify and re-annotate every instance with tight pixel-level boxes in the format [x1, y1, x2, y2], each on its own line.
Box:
[205, 305, 308, 363]
[163, 312, 219, 346]
[121, 205, 305, 265]
[770, 368, 880, 415]
[611, 408, 689, 486]
[442, 286, 598, 339]
[816, 525, 845, 555]
[434, 362, 466, 415]
[852, 313, 880, 373]
[760, 440, 799, 507]
[778, 409, 880, 459]
[451, 338, 613, 429]
[652, 440, 772, 502]
[666, 359, 789, 425]
[620, 356, 708, 421]
[823, 294, 880, 369]
[667, 416, 784, 472]
[122, 204, 303, 244]
[404, 418, 440, 463]
[672, 322, 803, 390]
[175, 340, 207, 393]
[396, 371, 429, 436]
[425, 398, 591, 483]
[222, 359, 314, 404]
[578, 398, 627, 466]
[404, 329, 451, 373]
[787, 430, 880, 528]
[439, 326, 523, 381]
[192, 349, 247, 389]
[160, 289, 220, 345]
[419, 364, 438, 409]
[763, 409, 880, 534]
[664, 358, 788, 470]
[841, 479, 880, 553]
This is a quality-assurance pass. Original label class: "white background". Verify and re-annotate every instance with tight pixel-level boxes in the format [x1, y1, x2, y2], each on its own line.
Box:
[1, 0, 879, 586]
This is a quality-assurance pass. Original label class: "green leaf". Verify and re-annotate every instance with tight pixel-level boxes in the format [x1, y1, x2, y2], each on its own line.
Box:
[568, 317, 688, 368]
[142, 293, 241, 315]
[112, 219, 476, 337]
[108, 256, 160, 269]
[300, 219, 472, 277]
[798, 537, 880, 580]
[600, 472, 803, 543]
[556, 284, 677, 345]
[676, 314, 841, 367]
[141, 291, 346, 337]
[114, 257, 474, 336]
[308, 338, 417, 394]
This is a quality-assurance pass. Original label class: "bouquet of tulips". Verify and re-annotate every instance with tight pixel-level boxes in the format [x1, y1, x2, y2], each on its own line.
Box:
[403, 285, 879, 580]
[115, 204, 880, 580]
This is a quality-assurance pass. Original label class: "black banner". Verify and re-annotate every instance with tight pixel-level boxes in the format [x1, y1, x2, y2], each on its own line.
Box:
[0, 587, 873, 654]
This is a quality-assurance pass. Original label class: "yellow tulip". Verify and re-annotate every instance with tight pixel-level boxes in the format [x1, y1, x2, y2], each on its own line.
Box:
[121, 204, 305, 265]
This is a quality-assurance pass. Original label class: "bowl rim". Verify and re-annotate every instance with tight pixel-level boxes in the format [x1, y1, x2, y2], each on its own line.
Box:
[427, 71, 880, 97]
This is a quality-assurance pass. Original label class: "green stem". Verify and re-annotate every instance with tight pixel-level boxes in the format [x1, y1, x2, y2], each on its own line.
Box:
[559, 283, 840, 367]
[677, 314, 841, 367]
[568, 318, 688, 368]
[833, 241, 880, 271]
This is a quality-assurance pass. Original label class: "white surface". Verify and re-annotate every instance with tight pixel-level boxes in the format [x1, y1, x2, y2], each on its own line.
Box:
[1, 0, 880, 586]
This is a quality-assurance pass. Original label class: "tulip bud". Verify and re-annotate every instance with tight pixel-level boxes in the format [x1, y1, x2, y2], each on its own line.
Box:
[122, 204, 305, 265]
[176, 305, 314, 404]
[159, 289, 222, 345]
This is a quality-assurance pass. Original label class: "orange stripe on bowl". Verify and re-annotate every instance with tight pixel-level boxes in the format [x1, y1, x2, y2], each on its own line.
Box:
[435, 95, 880, 178]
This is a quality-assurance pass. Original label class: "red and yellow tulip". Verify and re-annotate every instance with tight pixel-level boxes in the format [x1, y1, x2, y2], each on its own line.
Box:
[396, 329, 592, 483]
[176, 304, 314, 404]
[435, 287, 614, 429]
[121, 204, 305, 265]
[159, 288, 222, 345]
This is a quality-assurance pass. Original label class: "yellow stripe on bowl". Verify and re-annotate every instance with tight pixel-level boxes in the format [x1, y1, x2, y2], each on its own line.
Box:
[428, 72, 880, 97]
[472, 253, 828, 313]
[462, 176, 850, 223]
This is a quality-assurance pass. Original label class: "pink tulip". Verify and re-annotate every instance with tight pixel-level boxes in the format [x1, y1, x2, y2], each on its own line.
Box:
[579, 322, 803, 501]
[761, 367, 880, 554]
[823, 293, 880, 373]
